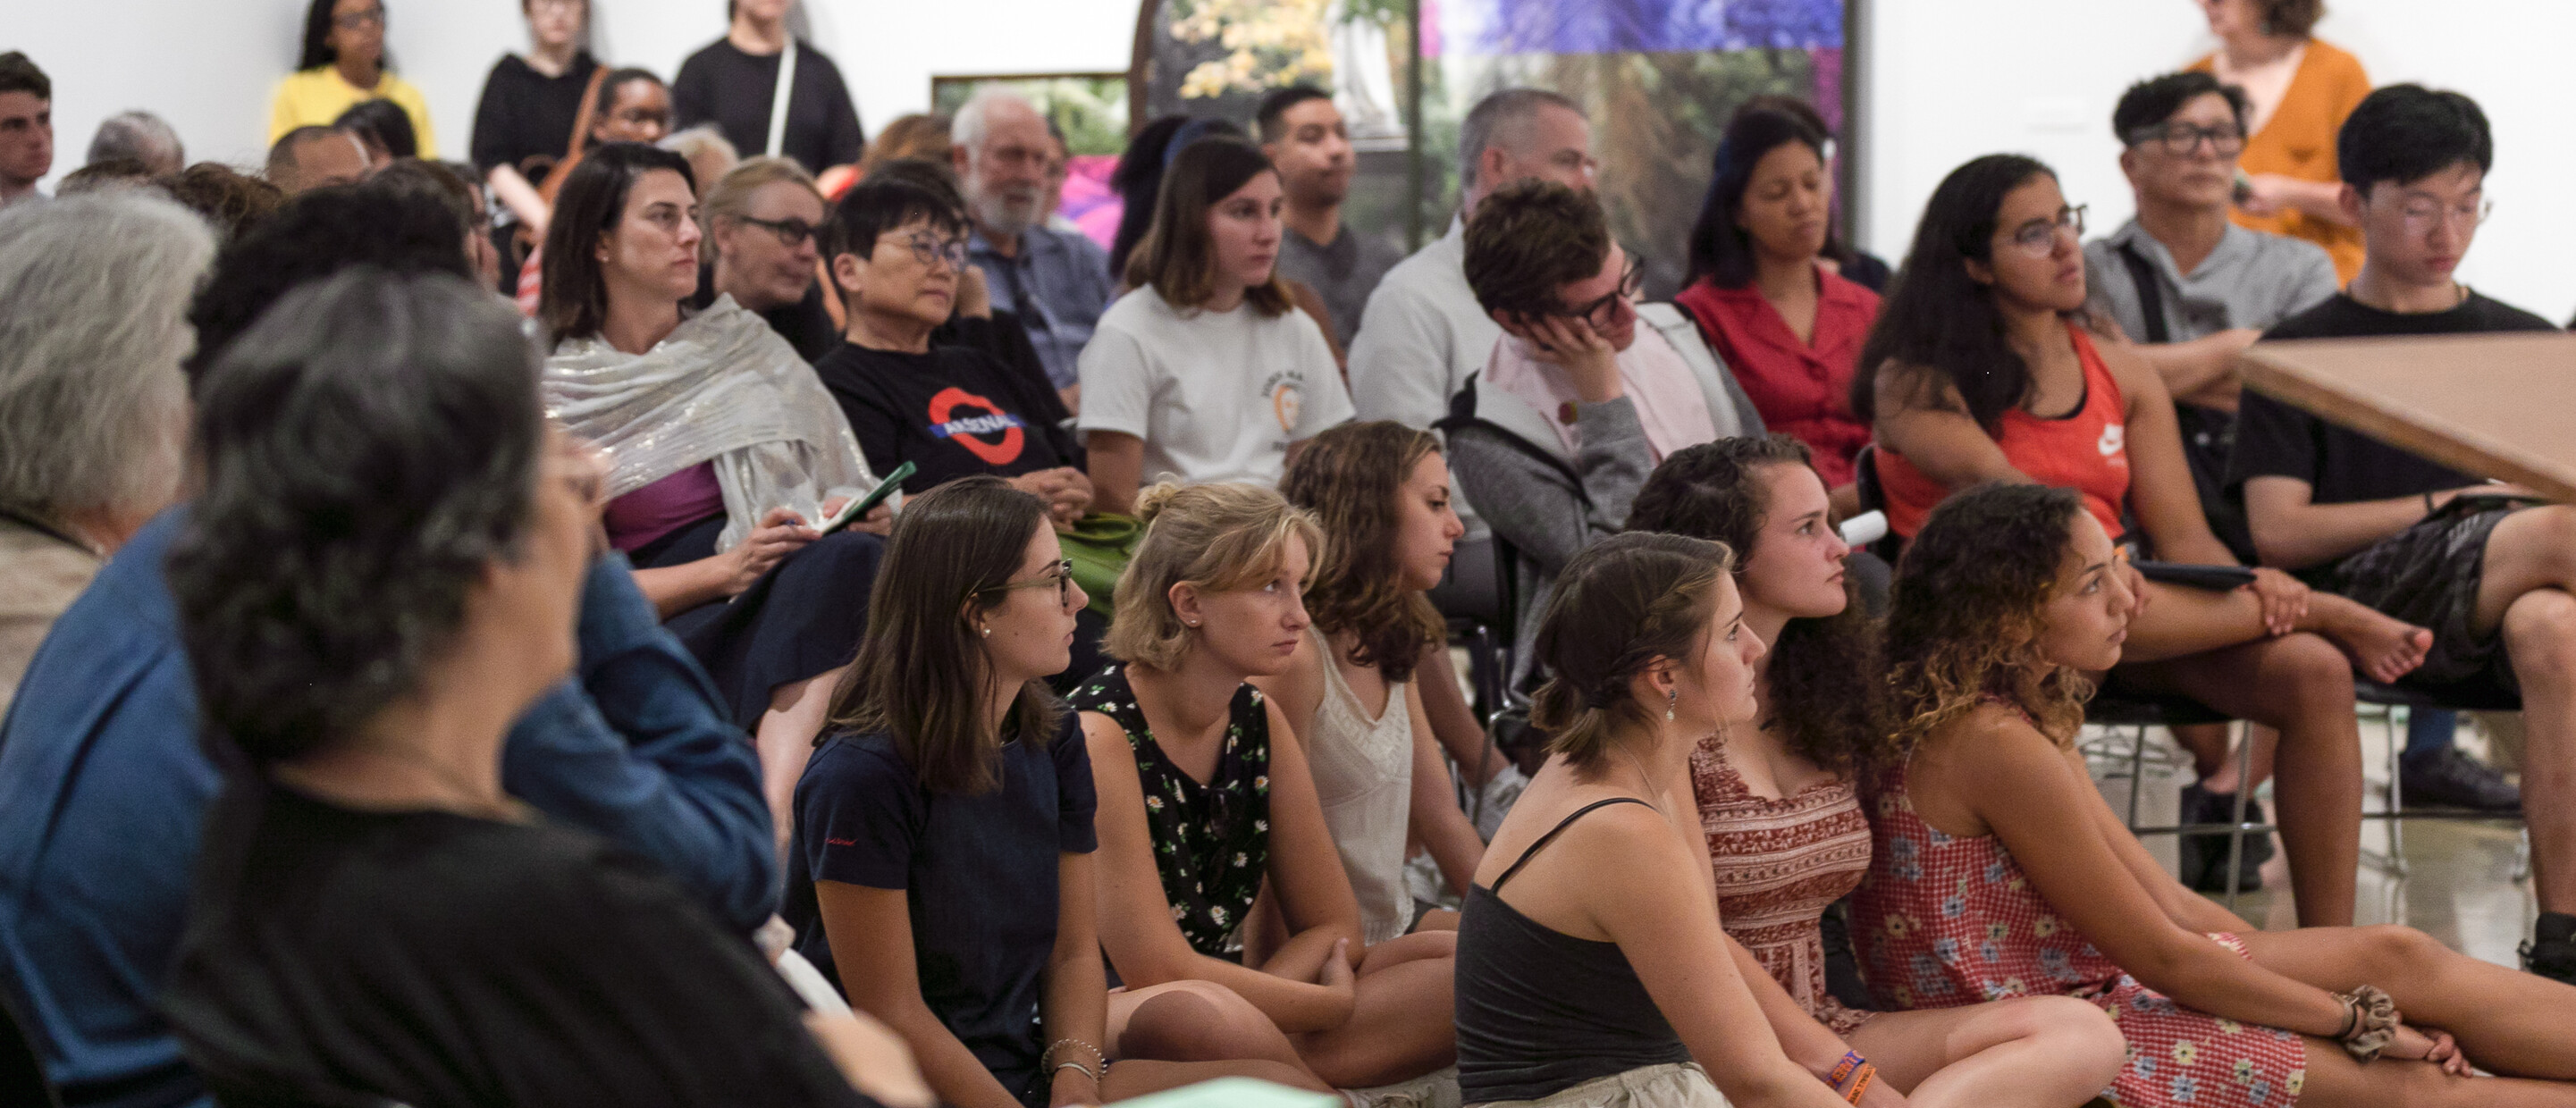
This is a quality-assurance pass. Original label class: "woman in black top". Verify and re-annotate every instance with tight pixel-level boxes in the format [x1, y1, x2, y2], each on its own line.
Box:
[1453, 532, 1882, 1108]
[159, 270, 927, 1108]
[674, 0, 865, 175]
[470, 0, 596, 237]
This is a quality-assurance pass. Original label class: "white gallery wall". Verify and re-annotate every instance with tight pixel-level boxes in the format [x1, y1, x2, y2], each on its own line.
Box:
[12, 0, 2574, 316]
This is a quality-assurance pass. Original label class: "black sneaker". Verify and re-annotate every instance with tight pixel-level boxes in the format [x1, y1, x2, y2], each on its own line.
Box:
[2177, 784, 2269, 894]
[2400, 746, 2521, 812]
[2522, 914, 2576, 985]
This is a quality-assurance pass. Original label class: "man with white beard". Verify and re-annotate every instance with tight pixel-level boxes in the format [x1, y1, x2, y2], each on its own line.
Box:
[950, 88, 1115, 406]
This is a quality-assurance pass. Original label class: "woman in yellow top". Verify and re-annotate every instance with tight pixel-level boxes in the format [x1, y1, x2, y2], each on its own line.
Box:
[2191, 0, 2370, 281]
[270, 0, 437, 160]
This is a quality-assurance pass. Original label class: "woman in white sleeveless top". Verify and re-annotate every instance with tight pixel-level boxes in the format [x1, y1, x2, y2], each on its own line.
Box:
[1263, 422, 1487, 944]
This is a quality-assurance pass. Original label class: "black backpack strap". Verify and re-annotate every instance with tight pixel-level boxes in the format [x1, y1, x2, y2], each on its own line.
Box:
[2116, 243, 2171, 344]
[1435, 374, 1592, 508]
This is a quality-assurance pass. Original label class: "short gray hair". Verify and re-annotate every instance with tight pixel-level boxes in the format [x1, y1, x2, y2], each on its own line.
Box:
[1459, 88, 1584, 193]
[0, 192, 216, 525]
[87, 111, 185, 174]
[949, 87, 1037, 166]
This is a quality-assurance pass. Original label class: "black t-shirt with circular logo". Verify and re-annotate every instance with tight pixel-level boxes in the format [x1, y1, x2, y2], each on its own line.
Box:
[815, 340, 1084, 494]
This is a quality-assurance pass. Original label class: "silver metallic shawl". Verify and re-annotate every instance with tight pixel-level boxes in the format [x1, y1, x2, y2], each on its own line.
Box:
[543, 296, 877, 554]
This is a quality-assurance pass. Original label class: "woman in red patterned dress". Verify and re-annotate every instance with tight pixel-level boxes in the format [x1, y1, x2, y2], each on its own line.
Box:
[1630, 436, 2124, 1108]
[1856, 481, 2576, 1108]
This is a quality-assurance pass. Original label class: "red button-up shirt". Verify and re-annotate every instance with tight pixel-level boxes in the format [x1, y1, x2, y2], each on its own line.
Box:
[1673, 269, 1881, 487]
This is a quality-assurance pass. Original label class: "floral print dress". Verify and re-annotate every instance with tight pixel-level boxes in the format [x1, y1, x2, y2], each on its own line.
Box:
[1069, 666, 1273, 956]
[1849, 753, 2309, 1108]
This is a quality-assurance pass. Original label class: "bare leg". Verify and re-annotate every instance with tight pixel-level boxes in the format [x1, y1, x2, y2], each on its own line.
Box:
[2171, 722, 2232, 786]
[2124, 634, 2362, 927]
[2236, 924, 2576, 1079]
[1109, 980, 1330, 1090]
[2467, 508, 2576, 915]
[1844, 996, 2125, 1108]
[1294, 955, 1457, 1088]
[2294, 1037, 2576, 1108]
[756, 666, 844, 860]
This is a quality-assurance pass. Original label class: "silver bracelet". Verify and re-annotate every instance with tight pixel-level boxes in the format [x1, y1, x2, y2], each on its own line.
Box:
[1054, 1060, 1099, 1083]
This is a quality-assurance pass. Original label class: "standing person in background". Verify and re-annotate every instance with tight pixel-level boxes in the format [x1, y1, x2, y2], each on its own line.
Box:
[85, 112, 184, 177]
[1260, 86, 1402, 351]
[0, 53, 54, 208]
[695, 156, 837, 361]
[2192, 0, 2369, 281]
[470, 0, 598, 241]
[512, 69, 673, 314]
[955, 88, 1116, 406]
[673, 0, 864, 177]
[271, 0, 437, 160]
[1675, 108, 1880, 507]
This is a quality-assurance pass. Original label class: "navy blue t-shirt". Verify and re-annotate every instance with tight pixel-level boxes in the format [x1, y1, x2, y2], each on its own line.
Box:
[784, 715, 1096, 1098]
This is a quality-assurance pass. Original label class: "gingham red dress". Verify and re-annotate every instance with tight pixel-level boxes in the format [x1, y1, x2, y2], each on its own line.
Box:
[1692, 733, 1875, 1036]
[1849, 751, 2309, 1107]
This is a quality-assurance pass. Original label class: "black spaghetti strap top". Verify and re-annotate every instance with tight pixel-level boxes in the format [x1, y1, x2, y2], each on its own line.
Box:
[1454, 798, 1693, 1104]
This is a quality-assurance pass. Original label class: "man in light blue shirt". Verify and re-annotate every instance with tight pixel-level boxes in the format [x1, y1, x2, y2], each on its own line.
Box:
[952, 88, 1115, 397]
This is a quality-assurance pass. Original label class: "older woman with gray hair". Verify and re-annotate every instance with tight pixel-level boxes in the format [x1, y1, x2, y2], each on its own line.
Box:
[0, 190, 215, 711]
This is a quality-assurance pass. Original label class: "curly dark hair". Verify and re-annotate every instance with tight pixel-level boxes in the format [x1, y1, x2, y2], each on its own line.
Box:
[1883, 483, 2093, 752]
[1627, 436, 1893, 771]
[1463, 178, 1609, 320]
[185, 180, 475, 388]
[1281, 421, 1448, 684]
[170, 270, 543, 767]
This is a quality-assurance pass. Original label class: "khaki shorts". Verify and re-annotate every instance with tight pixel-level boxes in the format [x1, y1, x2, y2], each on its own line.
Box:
[1471, 1063, 1730, 1108]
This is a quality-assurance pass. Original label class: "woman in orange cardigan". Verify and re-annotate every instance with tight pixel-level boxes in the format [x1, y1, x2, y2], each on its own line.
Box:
[2191, 0, 2370, 281]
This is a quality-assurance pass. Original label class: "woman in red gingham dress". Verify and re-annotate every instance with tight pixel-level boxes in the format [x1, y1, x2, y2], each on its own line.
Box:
[1856, 483, 2576, 1108]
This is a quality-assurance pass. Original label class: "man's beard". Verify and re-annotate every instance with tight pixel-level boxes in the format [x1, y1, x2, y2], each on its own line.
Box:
[968, 180, 1044, 237]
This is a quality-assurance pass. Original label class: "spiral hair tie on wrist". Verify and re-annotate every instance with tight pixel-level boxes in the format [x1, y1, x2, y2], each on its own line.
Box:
[2336, 984, 2399, 1062]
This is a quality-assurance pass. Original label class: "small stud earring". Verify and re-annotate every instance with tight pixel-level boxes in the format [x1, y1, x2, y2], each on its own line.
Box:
[981, 626, 991, 638]
[1665, 688, 1678, 723]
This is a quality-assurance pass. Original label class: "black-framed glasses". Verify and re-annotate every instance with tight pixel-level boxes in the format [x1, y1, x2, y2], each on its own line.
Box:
[881, 230, 969, 272]
[333, 5, 385, 29]
[2126, 122, 2245, 157]
[1552, 253, 1644, 325]
[976, 559, 1076, 608]
[736, 214, 817, 249]
[2003, 204, 2085, 257]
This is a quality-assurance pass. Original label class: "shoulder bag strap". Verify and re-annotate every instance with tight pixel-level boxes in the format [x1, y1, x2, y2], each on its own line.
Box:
[764, 38, 799, 159]
[2116, 243, 2172, 344]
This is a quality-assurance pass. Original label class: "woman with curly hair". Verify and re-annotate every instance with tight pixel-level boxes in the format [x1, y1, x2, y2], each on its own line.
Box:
[1265, 421, 1486, 943]
[1628, 437, 2122, 1108]
[1856, 481, 2576, 1108]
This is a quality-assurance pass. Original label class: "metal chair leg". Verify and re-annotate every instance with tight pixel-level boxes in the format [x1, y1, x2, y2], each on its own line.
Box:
[2224, 721, 2255, 914]
[2387, 707, 2409, 877]
[2126, 724, 2150, 827]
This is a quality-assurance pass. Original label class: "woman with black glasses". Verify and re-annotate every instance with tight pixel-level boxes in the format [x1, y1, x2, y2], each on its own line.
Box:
[699, 156, 838, 361]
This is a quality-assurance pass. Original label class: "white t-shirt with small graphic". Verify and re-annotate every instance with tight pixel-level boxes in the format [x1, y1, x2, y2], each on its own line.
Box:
[1077, 286, 1355, 489]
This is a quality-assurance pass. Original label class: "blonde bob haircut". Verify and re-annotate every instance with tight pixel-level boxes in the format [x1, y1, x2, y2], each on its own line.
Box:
[1106, 481, 1325, 671]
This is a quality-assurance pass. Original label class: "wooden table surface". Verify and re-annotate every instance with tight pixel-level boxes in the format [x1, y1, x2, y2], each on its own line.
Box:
[2235, 332, 2576, 503]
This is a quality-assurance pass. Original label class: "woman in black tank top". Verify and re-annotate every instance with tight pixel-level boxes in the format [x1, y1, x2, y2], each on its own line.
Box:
[1457, 533, 1884, 1108]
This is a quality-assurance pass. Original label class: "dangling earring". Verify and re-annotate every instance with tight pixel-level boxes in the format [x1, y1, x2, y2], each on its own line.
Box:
[1664, 688, 1678, 723]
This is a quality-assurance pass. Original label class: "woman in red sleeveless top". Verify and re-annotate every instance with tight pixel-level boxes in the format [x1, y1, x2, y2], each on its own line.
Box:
[1852, 155, 2432, 928]
[1855, 482, 2576, 1108]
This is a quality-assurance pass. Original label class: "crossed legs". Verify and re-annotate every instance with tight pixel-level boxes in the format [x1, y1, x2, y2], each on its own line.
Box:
[1845, 995, 2126, 1108]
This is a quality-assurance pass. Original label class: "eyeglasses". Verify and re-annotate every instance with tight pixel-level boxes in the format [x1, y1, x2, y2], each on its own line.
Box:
[881, 231, 969, 273]
[333, 6, 385, 30]
[2126, 122, 2245, 157]
[735, 214, 817, 248]
[976, 559, 1077, 609]
[2397, 197, 2494, 236]
[2001, 204, 2085, 258]
[1552, 254, 1644, 326]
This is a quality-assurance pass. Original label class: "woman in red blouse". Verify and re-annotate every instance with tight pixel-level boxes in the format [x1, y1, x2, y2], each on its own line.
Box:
[1676, 108, 1879, 514]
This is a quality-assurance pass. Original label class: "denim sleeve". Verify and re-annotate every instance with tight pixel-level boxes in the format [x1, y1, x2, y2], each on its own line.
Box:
[501, 554, 778, 933]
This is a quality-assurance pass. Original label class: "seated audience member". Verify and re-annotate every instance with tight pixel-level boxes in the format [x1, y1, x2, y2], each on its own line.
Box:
[2085, 71, 2347, 868]
[1077, 138, 1354, 516]
[1347, 88, 1594, 437]
[272, 0, 437, 159]
[0, 182, 776, 1107]
[858, 113, 950, 175]
[0, 193, 212, 713]
[155, 163, 288, 241]
[159, 269, 922, 1108]
[1675, 108, 1880, 499]
[1856, 152, 2430, 927]
[335, 97, 417, 167]
[540, 141, 889, 847]
[1443, 180, 1761, 688]
[663, 123, 739, 194]
[372, 159, 503, 289]
[1070, 483, 1457, 1092]
[2193, 0, 2370, 281]
[673, 0, 864, 177]
[1626, 438, 2127, 1108]
[1259, 85, 1402, 350]
[469, 0, 599, 237]
[511, 67, 673, 312]
[1461, 532, 1949, 1108]
[266, 125, 372, 194]
[1731, 95, 1892, 292]
[862, 156, 1053, 397]
[695, 156, 837, 360]
[54, 158, 155, 196]
[85, 110, 184, 176]
[0, 52, 52, 208]
[2229, 85, 2576, 978]
[1855, 481, 2576, 1107]
[788, 476, 1319, 1108]
[1266, 422, 1486, 941]
[955, 88, 1116, 399]
[1106, 115, 1197, 281]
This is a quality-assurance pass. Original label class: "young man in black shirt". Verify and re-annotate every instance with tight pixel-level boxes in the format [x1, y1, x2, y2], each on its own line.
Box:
[2229, 84, 2576, 982]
